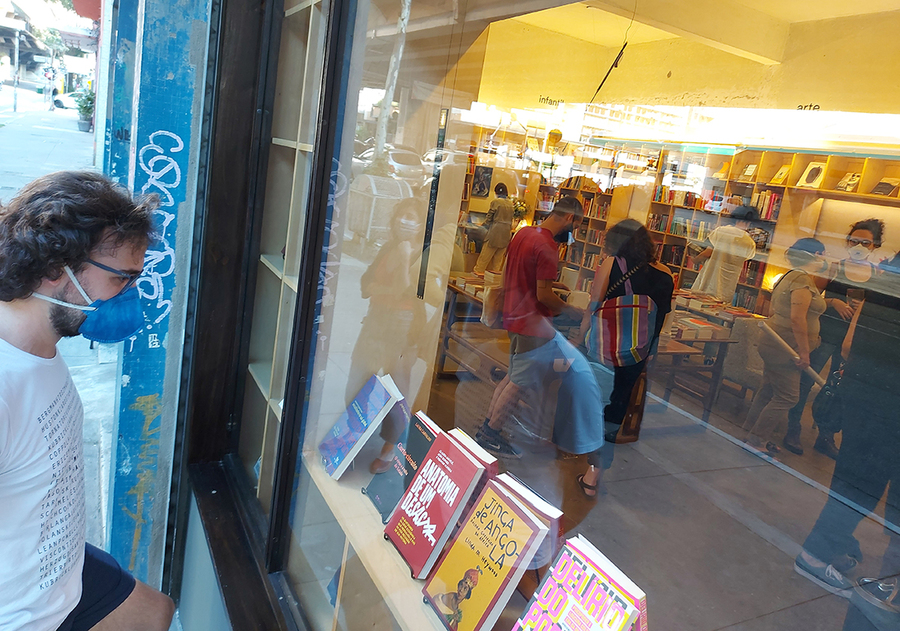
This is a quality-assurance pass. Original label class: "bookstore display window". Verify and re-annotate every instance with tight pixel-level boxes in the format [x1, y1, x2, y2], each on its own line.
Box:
[234, 1, 900, 629]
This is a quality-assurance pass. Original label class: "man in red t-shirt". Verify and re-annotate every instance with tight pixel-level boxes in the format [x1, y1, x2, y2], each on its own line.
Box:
[476, 196, 592, 457]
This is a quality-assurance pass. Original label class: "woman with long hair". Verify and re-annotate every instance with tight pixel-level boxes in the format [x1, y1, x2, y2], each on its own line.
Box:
[577, 219, 674, 496]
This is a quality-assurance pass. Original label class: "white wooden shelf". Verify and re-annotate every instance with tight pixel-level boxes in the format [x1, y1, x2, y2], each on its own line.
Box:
[248, 361, 272, 399]
[302, 452, 443, 631]
[260, 253, 286, 279]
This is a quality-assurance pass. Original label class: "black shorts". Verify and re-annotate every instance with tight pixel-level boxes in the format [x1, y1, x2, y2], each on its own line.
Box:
[57, 543, 137, 631]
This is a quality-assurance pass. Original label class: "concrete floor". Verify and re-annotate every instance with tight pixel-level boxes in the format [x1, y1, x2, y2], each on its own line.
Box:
[425, 370, 898, 630]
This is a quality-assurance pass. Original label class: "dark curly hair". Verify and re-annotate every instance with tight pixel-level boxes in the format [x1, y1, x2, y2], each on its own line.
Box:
[603, 218, 656, 265]
[848, 217, 885, 248]
[0, 171, 157, 302]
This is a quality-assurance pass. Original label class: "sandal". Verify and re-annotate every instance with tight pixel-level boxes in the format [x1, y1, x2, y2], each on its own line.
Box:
[369, 456, 393, 474]
[765, 442, 782, 455]
[576, 473, 606, 498]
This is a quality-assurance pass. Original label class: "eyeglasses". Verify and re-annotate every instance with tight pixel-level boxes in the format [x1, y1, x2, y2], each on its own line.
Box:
[848, 237, 874, 247]
[86, 259, 143, 295]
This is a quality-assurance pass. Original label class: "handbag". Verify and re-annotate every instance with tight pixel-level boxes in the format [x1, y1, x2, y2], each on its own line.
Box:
[586, 257, 658, 367]
[480, 284, 505, 329]
[811, 360, 843, 430]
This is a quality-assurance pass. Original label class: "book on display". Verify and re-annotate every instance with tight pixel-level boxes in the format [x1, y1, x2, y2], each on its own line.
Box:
[834, 172, 861, 192]
[768, 165, 791, 185]
[870, 178, 900, 196]
[514, 535, 648, 631]
[363, 409, 439, 523]
[495, 473, 564, 571]
[796, 162, 827, 188]
[317, 374, 403, 480]
[385, 432, 485, 579]
[423, 481, 549, 631]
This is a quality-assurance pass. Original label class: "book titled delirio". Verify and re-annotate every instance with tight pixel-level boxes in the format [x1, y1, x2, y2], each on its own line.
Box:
[385, 432, 484, 579]
[514, 535, 647, 631]
[423, 481, 548, 631]
[317, 374, 403, 480]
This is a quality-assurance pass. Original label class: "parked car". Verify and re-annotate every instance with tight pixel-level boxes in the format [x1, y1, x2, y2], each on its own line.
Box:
[54, 91, 79, 110]
[421, 148, 471, 172]
[351, 146, 426, 185]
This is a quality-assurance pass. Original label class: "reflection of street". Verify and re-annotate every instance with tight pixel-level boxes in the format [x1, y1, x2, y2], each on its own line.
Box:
[0, 88, 108, 547]
[0, 87, 94, 198]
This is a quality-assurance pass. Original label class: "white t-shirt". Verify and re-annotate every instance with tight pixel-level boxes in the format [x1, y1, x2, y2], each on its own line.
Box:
[693, 225, 757, 302]
[0, 338, 85, 631]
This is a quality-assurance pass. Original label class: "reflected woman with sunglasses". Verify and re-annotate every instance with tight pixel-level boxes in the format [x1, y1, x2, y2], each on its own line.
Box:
[785, 219, 885, 458]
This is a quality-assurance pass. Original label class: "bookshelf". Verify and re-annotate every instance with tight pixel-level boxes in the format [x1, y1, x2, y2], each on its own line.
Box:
[533, 144, 900, 314]
[240, 0, 327, 516]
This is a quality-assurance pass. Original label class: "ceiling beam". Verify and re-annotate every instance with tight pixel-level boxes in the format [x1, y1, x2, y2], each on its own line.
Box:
[584, 0, 788, 65]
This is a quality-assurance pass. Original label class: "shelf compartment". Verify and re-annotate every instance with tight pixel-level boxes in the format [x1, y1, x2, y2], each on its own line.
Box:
[260, 253, 286, 279]
[260, 144, 296, 260]
[270, 7, 312, 141]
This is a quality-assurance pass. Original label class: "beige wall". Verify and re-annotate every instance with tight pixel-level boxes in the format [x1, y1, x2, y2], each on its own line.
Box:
[462, 8, 900, 115]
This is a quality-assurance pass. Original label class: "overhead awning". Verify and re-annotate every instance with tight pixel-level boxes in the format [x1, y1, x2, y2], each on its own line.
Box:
[71, 0, 100, 21]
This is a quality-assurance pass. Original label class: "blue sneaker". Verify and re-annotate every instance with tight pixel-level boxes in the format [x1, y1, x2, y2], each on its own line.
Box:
[794, 551, 855, 597]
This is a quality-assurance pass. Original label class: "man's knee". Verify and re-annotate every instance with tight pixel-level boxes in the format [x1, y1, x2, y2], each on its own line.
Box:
[142, 585, 175, 631]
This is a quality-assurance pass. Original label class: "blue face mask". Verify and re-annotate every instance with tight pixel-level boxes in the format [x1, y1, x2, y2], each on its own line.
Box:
[34, 266, 146, 343]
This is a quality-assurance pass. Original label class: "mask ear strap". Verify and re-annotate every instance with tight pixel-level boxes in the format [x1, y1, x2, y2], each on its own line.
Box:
[32, 292, 95, 312]
[64, 266, 94, 305]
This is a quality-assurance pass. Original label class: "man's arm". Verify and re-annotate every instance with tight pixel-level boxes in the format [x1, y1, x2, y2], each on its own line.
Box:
[537, 279, 582, 321]
[695, 247, 713, 261]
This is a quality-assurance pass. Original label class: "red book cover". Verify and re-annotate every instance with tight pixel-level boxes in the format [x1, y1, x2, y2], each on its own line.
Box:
[385, 433, 484, 579]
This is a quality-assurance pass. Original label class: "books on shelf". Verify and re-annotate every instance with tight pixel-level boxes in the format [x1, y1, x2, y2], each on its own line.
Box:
[495, 473, 563, 572]
[870, 178, 900, 196]
[363, 410, 440, 523]
[448, 428, 499, 532]
[834, 172, 861, 192]
[660, 244, 685, 267]
[385, 432, 485, 579]
[796, 161, 827, 188]
[749, 190, 782, 220]
[768, 165, 791, 185]
[318, 374, 404, 480]
[738, 259, 767, 287]
[737, 164, 758, 182]
[514, 535, 647, 631]
[423, 480, 549, 631]
[647, 213, 669, 233]
[671, 315, 730, 341]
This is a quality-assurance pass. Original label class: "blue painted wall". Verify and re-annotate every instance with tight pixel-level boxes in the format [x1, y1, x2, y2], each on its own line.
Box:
[104, 0, 210, 584]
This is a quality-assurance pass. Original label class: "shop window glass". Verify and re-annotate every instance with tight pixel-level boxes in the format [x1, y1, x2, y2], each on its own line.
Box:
[265, 1, 900, 628]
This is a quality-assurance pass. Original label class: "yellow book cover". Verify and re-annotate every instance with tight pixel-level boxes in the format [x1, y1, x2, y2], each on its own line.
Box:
[423, 481, 547, 631]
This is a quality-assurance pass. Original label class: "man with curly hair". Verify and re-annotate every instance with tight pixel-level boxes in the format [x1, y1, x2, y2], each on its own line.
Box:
[0, 172, 174, 630]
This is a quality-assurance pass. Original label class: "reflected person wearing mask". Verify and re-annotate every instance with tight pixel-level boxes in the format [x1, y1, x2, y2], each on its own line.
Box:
[785, 219, 885, 457]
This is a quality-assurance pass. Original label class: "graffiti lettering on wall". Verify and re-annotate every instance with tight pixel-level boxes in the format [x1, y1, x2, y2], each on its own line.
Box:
[122, 394, 162, 572]
[114, 127, 131, 142]
[135, 131, 183, 332]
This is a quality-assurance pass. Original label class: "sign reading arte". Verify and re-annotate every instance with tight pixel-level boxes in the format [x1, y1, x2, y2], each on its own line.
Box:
[797, 103, 821, 110]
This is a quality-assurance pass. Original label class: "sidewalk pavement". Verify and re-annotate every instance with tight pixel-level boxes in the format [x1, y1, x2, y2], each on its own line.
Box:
[0, 87, 113, 547]
[0, 86, 96, 201]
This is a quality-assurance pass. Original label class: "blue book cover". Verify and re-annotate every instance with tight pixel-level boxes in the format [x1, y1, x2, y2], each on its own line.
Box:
[318, 374, 402, 479]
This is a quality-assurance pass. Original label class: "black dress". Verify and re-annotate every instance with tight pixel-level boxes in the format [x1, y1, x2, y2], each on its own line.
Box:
[602, 261, 674, 433]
